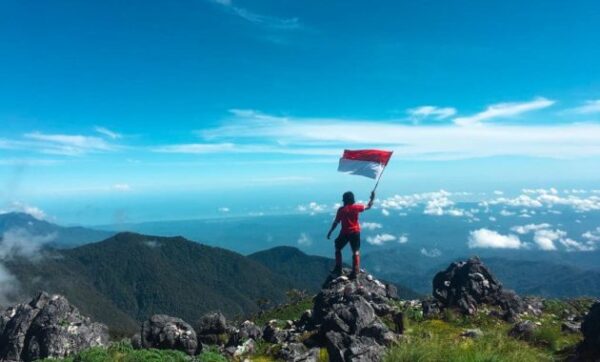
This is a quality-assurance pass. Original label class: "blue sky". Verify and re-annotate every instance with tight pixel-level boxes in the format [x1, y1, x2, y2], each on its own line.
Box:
[1, 0, 600, 224]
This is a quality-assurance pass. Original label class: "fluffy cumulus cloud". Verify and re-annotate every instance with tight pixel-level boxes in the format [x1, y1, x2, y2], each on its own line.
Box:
[531, 229, 563, 251]
[398, 234, 409, 244]
[511, 223, 552, 234]
[559, 238, 595, 252]
[361, 222, 382, 230]
[297, 233, 312, 246]
[582, 228, 600, 242]
[297, 202, 327, 215]
[468, 229, 524, 249]
[488, 188, 600, 213]
[380, 190, 471, 218]
[366, 233, 396, 246]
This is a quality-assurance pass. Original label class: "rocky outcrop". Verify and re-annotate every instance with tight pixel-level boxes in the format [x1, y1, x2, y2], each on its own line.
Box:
[426, 257, 525, 321]
[307, 271, 400, 362]
[138, 314, 199, 356]
[0, 292, 109, 362]
[575, 301, 600, 362]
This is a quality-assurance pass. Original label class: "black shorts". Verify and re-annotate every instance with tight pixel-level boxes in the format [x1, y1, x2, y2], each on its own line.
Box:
[335, 232, 360, 252]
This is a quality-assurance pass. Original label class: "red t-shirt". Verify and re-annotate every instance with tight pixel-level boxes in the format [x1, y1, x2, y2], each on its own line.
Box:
[335, 204, 366, 235]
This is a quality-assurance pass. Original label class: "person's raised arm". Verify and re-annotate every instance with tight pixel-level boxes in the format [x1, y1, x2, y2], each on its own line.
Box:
[364, 191, 375, 210]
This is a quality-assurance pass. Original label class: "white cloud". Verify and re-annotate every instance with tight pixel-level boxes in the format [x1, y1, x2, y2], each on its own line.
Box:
[570, 100, 600, 114]
[491, 191, 600, 213]
[218, 207, 230, 213]
[22, 132, 115, 156]
[453, 97, 555, 126]
[94, 126, 121, 139]
[468, 228, 524, 249]
[361, 222, 382, 230]
[297, 233, 312, 246]
[0, 228, 57, 260]
[112, 184, 131, 192]
[532, 229, 563, 251]
[493, 190, 504, 195]
[420, 248, 442, 257]
[559, 238, 596, 252]
[298, 201, 327, 215]
[407, 106, 457, 121]
[582, 228, 600, 242]
[0, 202, 47, 220]
[366, 233, 396, 246]
[511, 223, 552, 234]
[209, 0, 301, 30]
[194, 108, 600, 160]
[0, 263, 19, 304]
[398, 234, 409, 244]
[381, 209, 390, 216]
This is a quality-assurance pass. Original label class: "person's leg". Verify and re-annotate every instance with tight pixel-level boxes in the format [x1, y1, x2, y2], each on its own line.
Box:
[333, 234, 349, 274]
[349, 233, 361, 278]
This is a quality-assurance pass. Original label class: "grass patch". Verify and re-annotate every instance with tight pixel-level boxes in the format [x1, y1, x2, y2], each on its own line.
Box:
[385, 320, 552, 362]
[252, 297, 313, 327]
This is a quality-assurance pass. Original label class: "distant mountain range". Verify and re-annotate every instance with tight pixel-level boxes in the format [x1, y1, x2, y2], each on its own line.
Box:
[362, 245, 600, 298]
[0, 212, 114, 248]
[2, 226, 417, 334]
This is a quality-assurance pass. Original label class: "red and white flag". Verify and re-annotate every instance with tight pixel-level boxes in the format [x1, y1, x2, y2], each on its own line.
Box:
[337, 149, 393, 179]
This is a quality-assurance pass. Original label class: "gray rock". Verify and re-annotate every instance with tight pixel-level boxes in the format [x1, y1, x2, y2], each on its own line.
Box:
[561, 321, 581, 334]
[140, 314, 198, 355]
[461, 328, 484, 339]
[0, 292, 109, 362]
[508, 320, 538, 341]
[263, 321, 288, 344]
[431, 257, 524, 319]
[310, 270, 395, 361]
[195, 312, 229, 345]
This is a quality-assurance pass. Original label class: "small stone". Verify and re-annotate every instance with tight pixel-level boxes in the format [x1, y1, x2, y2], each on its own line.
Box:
[461, 328, 484, 339]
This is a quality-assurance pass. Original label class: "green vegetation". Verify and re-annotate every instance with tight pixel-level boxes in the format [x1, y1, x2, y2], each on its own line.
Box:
[7, 232, 298, 334]
[384, 299, 588, 362]
[252, 296, 313, 327]
[37, 341, 228, 362]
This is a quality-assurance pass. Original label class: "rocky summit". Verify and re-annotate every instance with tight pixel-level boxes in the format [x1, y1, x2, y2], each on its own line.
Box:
[134, 268, 402, 361]
[0, 292, 109, 362]
[1, 259, 600, 361]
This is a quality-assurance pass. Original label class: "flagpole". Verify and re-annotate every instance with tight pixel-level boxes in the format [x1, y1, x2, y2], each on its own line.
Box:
[372, 164, 387, 194]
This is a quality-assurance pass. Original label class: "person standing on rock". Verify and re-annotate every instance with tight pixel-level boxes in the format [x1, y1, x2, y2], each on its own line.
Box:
[327, 190, 375, 279]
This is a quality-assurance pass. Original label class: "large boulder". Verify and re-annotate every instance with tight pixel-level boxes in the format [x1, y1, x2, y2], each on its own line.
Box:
[309, 270, 399, 362]
[575, 301, 600, 361]
[431, 257, 524, 320]
[195, 312, 230, 345]
[0, 292, 109, 362]
[140, 314, 198, 356]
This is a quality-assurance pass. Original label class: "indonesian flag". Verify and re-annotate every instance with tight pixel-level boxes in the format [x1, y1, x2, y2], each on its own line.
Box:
[337, 149, 393, 179]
